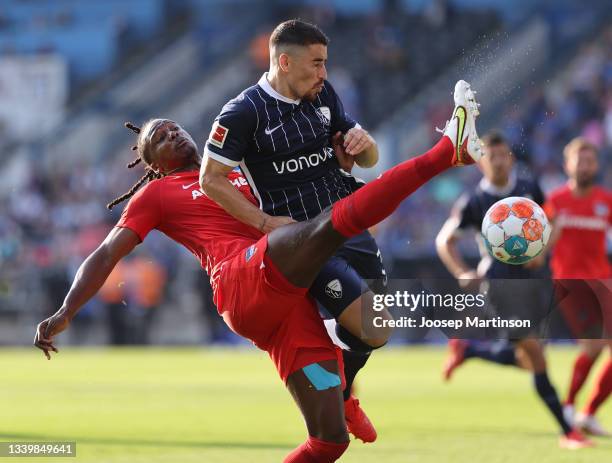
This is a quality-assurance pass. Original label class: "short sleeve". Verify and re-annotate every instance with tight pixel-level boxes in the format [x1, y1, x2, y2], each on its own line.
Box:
[453, 193, 479, 231]
[543, 196, 557, 221]
[325, 81, 358, 134]
[115, 182, 162, 241]
[205, 96, 256, 167]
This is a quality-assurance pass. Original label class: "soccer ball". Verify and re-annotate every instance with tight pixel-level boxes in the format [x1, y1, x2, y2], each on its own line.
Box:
[481, 196, 551, 265]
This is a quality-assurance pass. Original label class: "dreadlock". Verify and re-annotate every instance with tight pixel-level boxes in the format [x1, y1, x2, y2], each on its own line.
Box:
[106, 121, 163, 210]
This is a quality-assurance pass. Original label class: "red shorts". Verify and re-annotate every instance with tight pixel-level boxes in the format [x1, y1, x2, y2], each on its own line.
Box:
[213, 235, 341, 383]
[554, 279, 612, 338]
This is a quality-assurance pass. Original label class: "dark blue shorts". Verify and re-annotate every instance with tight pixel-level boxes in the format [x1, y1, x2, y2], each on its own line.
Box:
[309, 231, 387, 319]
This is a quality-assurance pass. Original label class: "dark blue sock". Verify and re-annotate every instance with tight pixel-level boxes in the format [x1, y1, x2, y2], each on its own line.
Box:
[464, 341, 517, 366]
[534, 372, 572, 435]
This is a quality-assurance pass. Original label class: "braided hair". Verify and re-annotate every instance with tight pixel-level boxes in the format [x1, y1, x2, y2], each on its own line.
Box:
[106, 120, 164, 210]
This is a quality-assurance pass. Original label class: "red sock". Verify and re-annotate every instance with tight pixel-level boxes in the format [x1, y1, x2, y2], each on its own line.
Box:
[331, 137, 454, 237]
[584, 358, 612, 415]
[283, 436, 349, 463]
[566, 352, 596, 405]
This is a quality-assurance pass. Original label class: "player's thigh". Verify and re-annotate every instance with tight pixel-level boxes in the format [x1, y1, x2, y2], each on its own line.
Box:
[286, 359, 348, 443]
[337, 291, 393, 347]
[267, 212, 346, 288]
[310, 257, 392, 345]
[334, 231, 388, 294]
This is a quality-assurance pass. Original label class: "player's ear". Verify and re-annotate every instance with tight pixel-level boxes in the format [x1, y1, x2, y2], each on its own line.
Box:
[278, 52, 290, 73]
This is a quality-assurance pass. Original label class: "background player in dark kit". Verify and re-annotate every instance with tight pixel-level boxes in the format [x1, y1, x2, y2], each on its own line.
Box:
[435, 132, 591, 449]
[200, 19, 386, 440]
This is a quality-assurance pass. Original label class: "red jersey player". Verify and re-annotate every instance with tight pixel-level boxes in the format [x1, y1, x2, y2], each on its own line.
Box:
[33, 79, 482, 462]
[543, 137, 612, 436]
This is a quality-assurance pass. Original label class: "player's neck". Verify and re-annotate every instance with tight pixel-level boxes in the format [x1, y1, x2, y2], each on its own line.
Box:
[569, 180, 593, 197]
[267, 70, 300, 102]
[164, 162, 200, 176]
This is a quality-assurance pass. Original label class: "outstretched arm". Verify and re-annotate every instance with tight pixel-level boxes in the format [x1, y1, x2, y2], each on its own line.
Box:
[34, 227, 140, 359]
[200, 157, 295, 233]
[436, 216, 483, 292]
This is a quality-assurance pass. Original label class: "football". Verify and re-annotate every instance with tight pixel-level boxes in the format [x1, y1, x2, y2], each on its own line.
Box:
[481, 196, 551, 265]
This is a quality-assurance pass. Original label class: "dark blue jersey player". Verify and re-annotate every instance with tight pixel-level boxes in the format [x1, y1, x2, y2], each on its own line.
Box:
[435, 132, 590, 448]
[199, 19, 385, 443]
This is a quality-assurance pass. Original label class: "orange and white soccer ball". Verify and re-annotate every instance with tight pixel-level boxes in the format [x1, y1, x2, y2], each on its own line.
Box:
[481, 196, 551, 265]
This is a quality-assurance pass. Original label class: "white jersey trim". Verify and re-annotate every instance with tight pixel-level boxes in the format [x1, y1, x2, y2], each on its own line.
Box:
[204, 147, 240, 167]
[258, 73, 300, 105]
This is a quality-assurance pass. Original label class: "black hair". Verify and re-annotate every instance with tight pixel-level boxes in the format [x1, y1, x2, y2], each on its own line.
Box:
[481, 130, 508, 147]
[269, 19, 329, 49]
[106, 121, 162, 210]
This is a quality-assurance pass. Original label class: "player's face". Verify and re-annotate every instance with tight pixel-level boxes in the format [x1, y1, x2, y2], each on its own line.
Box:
[287, 44, 327, 102]
[479, 143, 513, 185]
[147, 120, 199, 173]
[566, 148, 598, 188]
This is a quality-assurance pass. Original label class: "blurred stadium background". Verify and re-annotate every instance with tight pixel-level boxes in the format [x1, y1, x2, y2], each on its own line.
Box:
[0, 0, 609, 346]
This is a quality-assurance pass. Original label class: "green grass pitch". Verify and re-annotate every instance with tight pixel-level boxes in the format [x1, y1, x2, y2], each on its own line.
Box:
[2, 346, 610, 462]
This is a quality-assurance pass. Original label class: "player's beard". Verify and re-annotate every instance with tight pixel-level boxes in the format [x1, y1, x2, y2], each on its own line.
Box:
[576, 173, 595, 189]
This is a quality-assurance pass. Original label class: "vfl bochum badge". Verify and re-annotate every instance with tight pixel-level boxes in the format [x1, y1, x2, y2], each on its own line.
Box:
[325, 279, 343, 299]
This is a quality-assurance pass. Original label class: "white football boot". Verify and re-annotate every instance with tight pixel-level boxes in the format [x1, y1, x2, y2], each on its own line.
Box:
[437, 80, 482, 165]
[575, 412, 611, 437]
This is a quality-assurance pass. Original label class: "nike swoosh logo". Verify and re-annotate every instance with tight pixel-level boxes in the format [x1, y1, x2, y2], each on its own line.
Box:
[264, 124, 283, 136]
[182, 181, 199, 190]
[454, 106, 467, 164]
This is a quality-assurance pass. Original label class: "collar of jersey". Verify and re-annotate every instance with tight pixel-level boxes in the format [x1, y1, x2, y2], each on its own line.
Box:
[479, 170, 517, 196]
[258, 73, 301, 105]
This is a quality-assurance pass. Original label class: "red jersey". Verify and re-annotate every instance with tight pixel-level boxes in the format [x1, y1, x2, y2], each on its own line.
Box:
[544, 184, 611, 278]
[116, 169, 263, 279]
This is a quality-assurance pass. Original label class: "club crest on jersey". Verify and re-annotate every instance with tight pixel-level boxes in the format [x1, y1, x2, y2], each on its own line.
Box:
[317, 106, 331, 125]
[245, 245, 257, 262]
[325, 279, 343, 299]
[209, 121, 229, 149]
[594, 202, 609, 217]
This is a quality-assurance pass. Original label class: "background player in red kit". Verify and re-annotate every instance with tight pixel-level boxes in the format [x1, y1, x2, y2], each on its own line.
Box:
[33, 79, 481, 463]
[542, 137, 612, 436]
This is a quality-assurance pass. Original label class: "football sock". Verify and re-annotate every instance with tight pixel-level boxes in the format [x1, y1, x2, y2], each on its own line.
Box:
[331, 137, 454, 237]
[584, 358, 612, 415]
[566, 351, 596, 405]
[534, 372, 572, 435]
[464, 341, 517, 366]
[341, 349, 371, 401]
[284, 436, 349, 463]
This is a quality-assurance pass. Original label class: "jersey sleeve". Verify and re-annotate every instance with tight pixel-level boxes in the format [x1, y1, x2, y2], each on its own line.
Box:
[453, 193, 479, 231]
[543, 193, 558, 221]
[205, 96, 256, 167]
[115, 182, 162, 241]
[325, 81, 358, 134]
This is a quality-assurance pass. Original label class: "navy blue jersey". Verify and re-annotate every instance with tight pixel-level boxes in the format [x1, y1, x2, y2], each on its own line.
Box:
[453, 173, 545, 278]
[204, 73, 363, 221]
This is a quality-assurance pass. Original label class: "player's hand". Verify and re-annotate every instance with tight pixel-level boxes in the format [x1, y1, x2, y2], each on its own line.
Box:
[343, 127, 375, 156]
[523, 253, 546, 269]
[457, 270, 483, 293]
[331, 131, 355, 172]
[260, 215, 296, 233]
[34, 310, 70, 360]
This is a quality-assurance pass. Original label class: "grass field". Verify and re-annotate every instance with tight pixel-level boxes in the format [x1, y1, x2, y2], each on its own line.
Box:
[2, 346, 610, 462]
